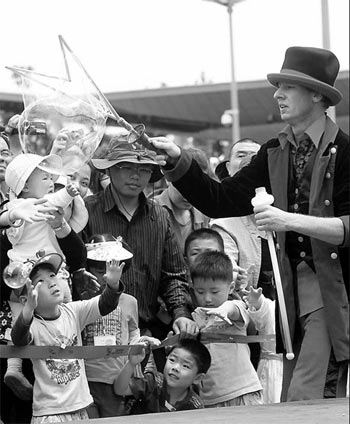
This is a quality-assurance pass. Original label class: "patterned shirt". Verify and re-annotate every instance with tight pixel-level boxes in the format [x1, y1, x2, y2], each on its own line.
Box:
[84, 186, 190, 326]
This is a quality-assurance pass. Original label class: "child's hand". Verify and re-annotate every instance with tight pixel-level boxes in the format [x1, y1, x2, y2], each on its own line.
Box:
[200, 303, 233, 325]
[22, 279, 41, 321]
[128, 345, 146, 366]
[104, 259, 125, 291]
[243, 287, 263, 310]
[66, 183, 79, 197]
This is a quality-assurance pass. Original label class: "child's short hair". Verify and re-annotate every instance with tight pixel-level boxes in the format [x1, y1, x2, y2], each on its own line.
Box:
[184, 228, 224, 258]
[168, 338, 211, 374]
[190, 250, 233, 283]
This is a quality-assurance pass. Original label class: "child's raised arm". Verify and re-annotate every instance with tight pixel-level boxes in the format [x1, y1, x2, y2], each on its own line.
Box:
[11, 279, 41, 346]
[113, 345, 147, 396]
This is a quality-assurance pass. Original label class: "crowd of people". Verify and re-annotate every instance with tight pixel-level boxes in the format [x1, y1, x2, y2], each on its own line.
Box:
[0, 45, 348, 423]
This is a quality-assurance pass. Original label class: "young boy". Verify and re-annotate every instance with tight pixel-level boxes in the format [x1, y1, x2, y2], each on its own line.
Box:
[82, 233, 160, 418]
[190, 250, 263, 407]
[113, 338, 211, 413]
[11, 252, 124, 422]
[183, 228, 242, 306]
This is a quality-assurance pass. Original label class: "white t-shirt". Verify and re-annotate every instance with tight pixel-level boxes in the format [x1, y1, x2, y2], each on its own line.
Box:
[192, 300, 262, 406]
[28, 297, 100, 416]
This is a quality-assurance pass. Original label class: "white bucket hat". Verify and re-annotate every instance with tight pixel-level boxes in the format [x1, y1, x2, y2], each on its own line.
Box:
[5, 153, 62, 198]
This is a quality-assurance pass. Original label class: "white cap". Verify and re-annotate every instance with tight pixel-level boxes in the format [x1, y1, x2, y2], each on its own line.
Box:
[5, 153, 62, 198]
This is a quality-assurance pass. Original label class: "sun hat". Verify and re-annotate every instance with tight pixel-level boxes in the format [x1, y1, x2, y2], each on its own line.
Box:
[86, 233, 133, 273]
[5, 153, 62, 198]
[267, 46, 342, 106]
[91, 136, 163, 183]
[29, 252, 63, 280]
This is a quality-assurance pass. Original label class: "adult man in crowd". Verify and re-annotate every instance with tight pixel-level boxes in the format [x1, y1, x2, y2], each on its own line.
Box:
[150, 46, 349, 402]
[83, 136, 197, 367]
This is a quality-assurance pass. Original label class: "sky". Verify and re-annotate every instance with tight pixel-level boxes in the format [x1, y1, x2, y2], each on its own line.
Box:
[0, 0, 348, 94]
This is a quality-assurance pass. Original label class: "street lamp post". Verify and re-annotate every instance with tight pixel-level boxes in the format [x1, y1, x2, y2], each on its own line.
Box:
[321, 0, 336, 121]
[204, 0, 244, 142]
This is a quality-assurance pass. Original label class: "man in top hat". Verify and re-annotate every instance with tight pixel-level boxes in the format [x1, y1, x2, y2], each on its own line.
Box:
[83, 134, 198, 372]
[149, 46, 349, 402]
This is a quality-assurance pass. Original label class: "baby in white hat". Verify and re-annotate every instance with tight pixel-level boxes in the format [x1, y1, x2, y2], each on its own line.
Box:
[5, 153, 88, 264]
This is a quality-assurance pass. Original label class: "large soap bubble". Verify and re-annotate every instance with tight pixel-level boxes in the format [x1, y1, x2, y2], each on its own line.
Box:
[18, 92, 107, 175]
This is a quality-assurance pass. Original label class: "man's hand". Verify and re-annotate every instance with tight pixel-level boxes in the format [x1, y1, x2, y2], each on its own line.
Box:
[172, 317, 199, 338]
[149, 136, 182, 167]
[254, 204, 291, 233]
[71, 269, 100, 300]
[105, 259, 124, 291]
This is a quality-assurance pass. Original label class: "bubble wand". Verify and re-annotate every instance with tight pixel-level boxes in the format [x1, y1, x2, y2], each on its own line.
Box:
[251, 187, 294, 360]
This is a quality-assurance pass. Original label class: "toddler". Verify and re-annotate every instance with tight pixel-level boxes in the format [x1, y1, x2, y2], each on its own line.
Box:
[190, 250, 263, 407]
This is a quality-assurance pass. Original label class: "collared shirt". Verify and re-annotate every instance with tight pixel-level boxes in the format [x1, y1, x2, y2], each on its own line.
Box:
[277, 113, 326, 149]
[278, 114, 327, 317]
[84, 185, 190, 325]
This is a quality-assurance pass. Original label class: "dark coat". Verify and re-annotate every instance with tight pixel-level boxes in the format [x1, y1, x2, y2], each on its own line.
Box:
[165, 117, 349, 362]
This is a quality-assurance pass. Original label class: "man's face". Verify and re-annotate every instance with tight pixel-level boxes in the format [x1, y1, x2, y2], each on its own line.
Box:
[0, 138, 12, 183]
[108, 161, 153, 199]
[163, 347, 200, 391]
[273, 83, 317, 126]
[227, 141, 260, 176]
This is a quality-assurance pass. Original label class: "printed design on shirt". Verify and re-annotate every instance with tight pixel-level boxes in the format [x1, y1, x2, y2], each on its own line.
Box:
[191, 308, 229, 331]
[82, 307, 121, 345]
[45, 334, 81, 385]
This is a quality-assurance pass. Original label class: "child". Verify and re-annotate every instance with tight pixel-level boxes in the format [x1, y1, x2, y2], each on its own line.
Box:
[183, 228, 242, 306]
[3, 153, 88, 395]
[5, 153, 88, 263]
[82, 233, 160, 418]
[114, 338, 211, 413]
[157, 228, 229, 324]
[244, 286, 283, 404]
[190, 250, 263, 407]
[11, 251, 124, 422]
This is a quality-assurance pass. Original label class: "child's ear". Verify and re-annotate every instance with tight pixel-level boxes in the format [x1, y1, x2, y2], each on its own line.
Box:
[228, 281, 235, 294]
[193, 373, 205, 387]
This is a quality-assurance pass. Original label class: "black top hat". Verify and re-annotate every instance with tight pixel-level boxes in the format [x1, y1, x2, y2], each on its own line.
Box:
[267, 46, 342, 106]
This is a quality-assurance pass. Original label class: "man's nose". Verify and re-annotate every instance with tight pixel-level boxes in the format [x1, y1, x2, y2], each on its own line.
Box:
[274, 87, 284, 100]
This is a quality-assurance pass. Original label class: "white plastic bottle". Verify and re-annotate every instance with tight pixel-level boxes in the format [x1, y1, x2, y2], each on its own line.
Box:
[251, 187, 294, 360]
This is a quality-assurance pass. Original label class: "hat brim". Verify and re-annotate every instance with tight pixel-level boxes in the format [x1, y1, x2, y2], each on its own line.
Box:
[91, 158, 163, 183]
[267, 70, 342, 106]
[29, 253, 63, 279]
[86, 241, 133, 262]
